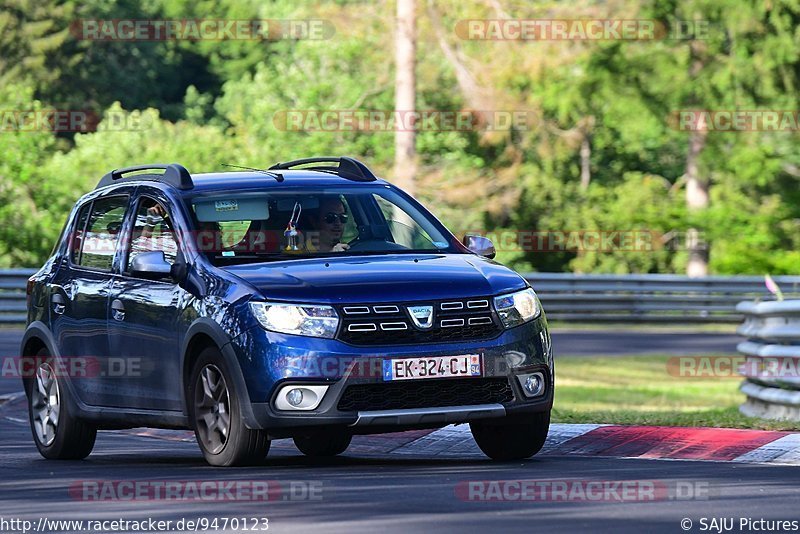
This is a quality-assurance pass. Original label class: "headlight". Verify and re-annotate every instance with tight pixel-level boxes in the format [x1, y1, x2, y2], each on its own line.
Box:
[494, 288, 540, 328]
[250, 301, 339, 338]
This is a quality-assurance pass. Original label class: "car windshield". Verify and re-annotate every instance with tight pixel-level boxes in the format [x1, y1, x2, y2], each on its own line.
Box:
[189, 186, 459, 265]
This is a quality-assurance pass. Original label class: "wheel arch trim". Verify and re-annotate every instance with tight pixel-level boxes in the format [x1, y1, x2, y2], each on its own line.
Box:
[20, 321, 84, 415]
[181, 318, 260, 429]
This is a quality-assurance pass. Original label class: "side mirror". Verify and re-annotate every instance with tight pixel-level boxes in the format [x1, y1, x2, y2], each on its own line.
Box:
[463, 234, 496, 259]
[130, 251, 173, 280]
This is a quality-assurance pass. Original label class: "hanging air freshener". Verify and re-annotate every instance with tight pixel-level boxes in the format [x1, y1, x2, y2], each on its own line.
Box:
[284, 201, 302, 251]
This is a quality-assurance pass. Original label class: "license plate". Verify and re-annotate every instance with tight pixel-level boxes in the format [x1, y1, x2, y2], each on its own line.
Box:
[382, 355, 482, 381]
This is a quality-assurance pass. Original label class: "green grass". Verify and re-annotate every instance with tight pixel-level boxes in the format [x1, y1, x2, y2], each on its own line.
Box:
[553, 355, 800, 431]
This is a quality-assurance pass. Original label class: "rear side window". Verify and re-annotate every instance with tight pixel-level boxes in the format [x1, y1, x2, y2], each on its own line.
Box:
[69, 203, 92, 264]
[76, 196, 129, 271]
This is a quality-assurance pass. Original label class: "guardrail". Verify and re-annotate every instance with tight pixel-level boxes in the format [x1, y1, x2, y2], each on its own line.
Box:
[3, 270, 800, 325]
[527, 273, 800, 323]
[736, 300, 800, 421]
[0, 269, 34, 325]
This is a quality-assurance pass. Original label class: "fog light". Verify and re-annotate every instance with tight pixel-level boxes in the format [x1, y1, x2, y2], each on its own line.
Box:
[287, 388, 304, 407]
[274, 385, 330, 411]
[524, 375, 541, 395]
[516, 372, 545, 398]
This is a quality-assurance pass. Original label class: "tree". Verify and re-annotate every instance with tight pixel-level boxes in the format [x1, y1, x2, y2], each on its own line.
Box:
[0, 0, 76, 91]
[0, 83, 59, 267]
[393, 0, 417, 194]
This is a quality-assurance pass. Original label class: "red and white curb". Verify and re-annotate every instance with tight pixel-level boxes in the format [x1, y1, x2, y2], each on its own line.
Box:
[732, 434, 800, 465]
[92, 423, 800, 464]
[3, 393, 799, 464]
[393, 424, 800, 465]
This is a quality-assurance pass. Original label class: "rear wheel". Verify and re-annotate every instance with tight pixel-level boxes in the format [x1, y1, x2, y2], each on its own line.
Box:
[293, 430, 352, 457]
[27, 349, 97, 460]
[189, 347, 270, 466]
[470, 411, 550, 461]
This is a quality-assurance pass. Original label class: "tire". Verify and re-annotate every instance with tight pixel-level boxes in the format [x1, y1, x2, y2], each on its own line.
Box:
[293, 430, 352, 457]
[26, 348, 97, 460]
[470, 411, 550, 461]
[189, 347, 270, 466]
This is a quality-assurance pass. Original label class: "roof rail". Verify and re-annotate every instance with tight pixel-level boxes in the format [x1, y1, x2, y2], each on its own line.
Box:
[96, 163, 193, 190]
[268, 156, 377, 182]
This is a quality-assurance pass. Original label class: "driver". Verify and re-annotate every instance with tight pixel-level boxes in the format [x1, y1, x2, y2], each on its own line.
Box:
[304, 196, 350, 253]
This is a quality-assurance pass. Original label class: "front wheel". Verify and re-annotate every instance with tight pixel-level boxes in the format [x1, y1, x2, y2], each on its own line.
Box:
[27, 349, 97, 460]
[470, 411, 550, 461]
[189, 347, 270, 466]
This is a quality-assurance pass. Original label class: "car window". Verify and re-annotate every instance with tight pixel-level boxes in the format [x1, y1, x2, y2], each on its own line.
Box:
[217, 220, 251, 248]
[127, 197, 178, 268]
[78, 196, 129, 271]
[190, 187, 453, 265]
[69, 202, 92, 265]
[373, 194, 436, 249]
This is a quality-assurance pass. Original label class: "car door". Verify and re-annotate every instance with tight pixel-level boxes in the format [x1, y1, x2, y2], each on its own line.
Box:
[106, 190, 187, 411]
[48, 192, 132, 407]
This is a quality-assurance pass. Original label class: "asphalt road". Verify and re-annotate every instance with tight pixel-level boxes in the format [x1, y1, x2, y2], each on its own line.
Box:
[1, 328, 796, 533]
[0, 397, 798, 534]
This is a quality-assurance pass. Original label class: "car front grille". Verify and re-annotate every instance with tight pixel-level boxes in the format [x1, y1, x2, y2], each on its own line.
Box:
[335, 298, 503, 346]
[337, 377, 514, 412]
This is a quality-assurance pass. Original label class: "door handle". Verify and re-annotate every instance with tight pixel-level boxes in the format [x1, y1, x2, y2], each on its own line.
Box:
[111, 299, 126, 322]
[51, 293, 66, 315]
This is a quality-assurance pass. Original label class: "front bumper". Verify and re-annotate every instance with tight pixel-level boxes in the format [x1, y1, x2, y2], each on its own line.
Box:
[250, 367, 552, 438]
[229, 315, 553, 437]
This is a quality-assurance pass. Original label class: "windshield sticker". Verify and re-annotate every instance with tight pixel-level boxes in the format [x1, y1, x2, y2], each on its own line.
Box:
[215, 200, 239, 212]
[433, 241, 449, 248]
[222, 251, 235, 257]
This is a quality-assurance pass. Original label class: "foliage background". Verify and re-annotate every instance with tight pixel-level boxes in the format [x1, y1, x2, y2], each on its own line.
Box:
[1, 0, 799, 273]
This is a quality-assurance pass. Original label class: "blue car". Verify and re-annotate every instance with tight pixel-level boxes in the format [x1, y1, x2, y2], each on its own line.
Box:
[22, 157, 553, 466]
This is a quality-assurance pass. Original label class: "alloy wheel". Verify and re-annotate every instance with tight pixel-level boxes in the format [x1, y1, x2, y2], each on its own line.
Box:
[194, 364, 231, 454]
[31, 362, 60, 446]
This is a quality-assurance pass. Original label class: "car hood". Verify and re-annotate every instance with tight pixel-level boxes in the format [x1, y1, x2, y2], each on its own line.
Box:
[222, 254, 527, 304]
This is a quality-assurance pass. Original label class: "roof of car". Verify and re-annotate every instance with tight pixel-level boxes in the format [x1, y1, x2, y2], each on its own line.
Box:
[185, 169, 389, 194]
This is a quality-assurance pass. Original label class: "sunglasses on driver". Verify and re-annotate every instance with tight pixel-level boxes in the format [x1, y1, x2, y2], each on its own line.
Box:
[323, 212, 349, 224]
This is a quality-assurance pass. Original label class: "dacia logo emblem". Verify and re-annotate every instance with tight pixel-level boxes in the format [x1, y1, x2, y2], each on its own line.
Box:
[407, 305, 434, 330]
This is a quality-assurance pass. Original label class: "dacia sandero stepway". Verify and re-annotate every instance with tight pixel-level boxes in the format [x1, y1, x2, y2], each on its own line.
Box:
[22, 157, 553, 466]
